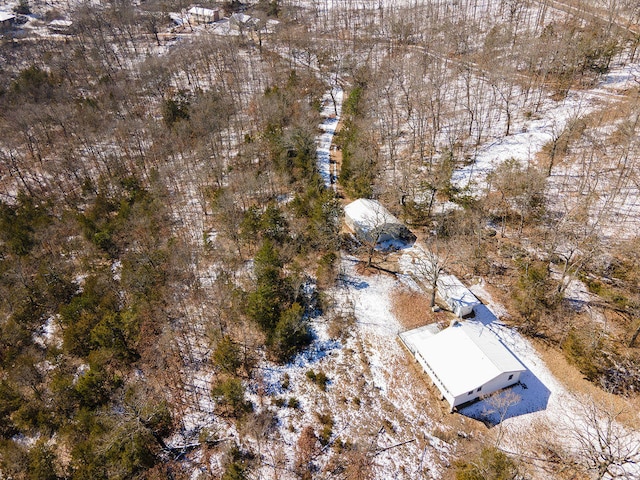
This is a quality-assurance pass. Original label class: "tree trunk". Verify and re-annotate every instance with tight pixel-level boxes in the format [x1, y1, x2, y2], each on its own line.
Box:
[628, 321, 640, 347]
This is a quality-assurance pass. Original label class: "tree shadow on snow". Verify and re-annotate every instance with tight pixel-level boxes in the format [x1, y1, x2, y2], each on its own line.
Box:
[458, 370, 551, 427]
[469, 303, 500, 326]
[377, 238, 416, 252]
[338, 270, 369, 290]
[457, 305, 552, 426]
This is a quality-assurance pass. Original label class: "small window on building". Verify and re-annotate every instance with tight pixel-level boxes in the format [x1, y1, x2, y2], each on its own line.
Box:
[477, 387, 482, 392]
[508, 374, 513, 380]
[468, 391, 473, 396]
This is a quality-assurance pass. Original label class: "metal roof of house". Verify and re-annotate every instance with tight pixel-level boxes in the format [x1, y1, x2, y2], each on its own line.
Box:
[0, 12, 16, 22]
[344, 198, 401, 232]
[437, 273, 481, 309]
[414, 321, 525, 397]
[48, 19, 72, 27]
[230, 12, 253, 23]
[188, 6, 218, 16]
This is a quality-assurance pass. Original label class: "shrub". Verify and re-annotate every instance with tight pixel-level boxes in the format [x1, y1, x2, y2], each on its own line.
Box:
[269, 303, 311, 363]
[27, 439, 60, 480]
[212, 336, 242, 376]
[511, 259, 559, 334]
[317, 252, 338, 288]
[221, 444, 253, 480]
[562, 329, 603, 382]
[162, 91, 190, 127]
[74, 363, 120, 410]
[0, 381, 21, 436]
[13, 0, 30, 14]
[454, 447, 519, 480]
[305, 369, 329, 391]
[246, 240, 288, 334]
[316, 412, 334, 446]
[212, 378, 252, 418]
[328, 314, 356, 341]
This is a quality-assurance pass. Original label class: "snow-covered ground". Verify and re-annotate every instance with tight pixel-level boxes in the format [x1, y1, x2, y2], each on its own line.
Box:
[452, 62, 640, 191]
[394, 244, 640, 478]
[316, 87, 343, 189]
[219, 243, 640, 478]
[247, 256, 454, 478]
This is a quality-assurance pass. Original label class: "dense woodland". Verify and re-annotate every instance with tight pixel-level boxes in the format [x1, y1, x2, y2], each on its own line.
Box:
[1, 0, 640, 478]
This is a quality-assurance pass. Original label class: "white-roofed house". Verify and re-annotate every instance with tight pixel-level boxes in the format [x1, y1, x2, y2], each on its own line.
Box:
[229, 12, 258, 31]
[344, 198, 416, 245]
[0, 11, 16, 29]
[188, 6, 220, 23]
[48, 19, 73, 33]
[400, 320, 526, 412]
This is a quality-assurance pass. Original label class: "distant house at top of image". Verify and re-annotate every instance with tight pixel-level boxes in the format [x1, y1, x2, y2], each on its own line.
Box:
[400, 320, 526, 412]
[0, 11, 16, 29]
[344, 198, 416, 246]
[48, 19, 73, 34]
[188, 6, 220, 24]
[229, 12, 259, 30]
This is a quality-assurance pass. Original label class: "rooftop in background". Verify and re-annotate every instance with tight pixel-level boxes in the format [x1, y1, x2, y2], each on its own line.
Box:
[48, 19, 72, 32]
[188, 6, 219, 16]
[188, 6, 220, 23]
[0, 11, 16, 22]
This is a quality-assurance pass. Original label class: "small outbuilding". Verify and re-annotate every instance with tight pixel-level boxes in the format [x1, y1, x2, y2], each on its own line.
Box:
[188, 6, 220, 24]
[344, 198, 416, 245]
[436, 273, 481, 317]
[400, 320, 526, 412]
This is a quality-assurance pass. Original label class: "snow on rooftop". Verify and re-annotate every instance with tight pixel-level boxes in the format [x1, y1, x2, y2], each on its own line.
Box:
[415, 321, 526, 398]
[230, 12, 252, 23]
[437, 273, 481, 309]
[188, 6, 218, 16]
[48, 19, 72, 27]
[169, 12, 185, 25]
[399, 323, 441, 353]
[344, 198, 401, 231]
[0, 11, 16, 22]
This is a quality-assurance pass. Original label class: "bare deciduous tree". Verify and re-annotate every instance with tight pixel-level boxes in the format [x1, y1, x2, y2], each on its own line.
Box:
[410, 238, 452, 308]
[565, 395, 640, 479]
[484, 389, 522, 447]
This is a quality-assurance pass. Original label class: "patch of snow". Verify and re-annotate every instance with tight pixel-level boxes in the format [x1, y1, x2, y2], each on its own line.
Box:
[73, 363, 89, 383]
[205, 229, 218, 245]
[111, 260, 122, 281]
[33, 316, 60, 348]
[452, 94, 591, 190]
[0, 11, 16, 23]
[453, 61, 640, 198]
[316, 87, 343, 189]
